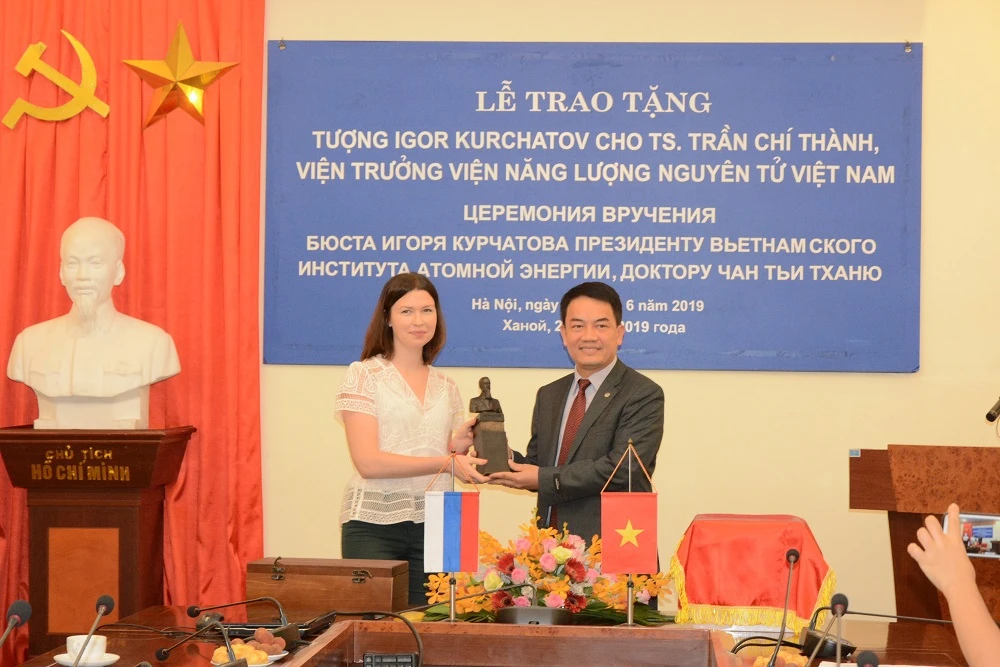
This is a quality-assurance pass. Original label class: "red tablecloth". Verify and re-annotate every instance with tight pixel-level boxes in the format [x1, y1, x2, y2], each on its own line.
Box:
[670, 514, 835, 633]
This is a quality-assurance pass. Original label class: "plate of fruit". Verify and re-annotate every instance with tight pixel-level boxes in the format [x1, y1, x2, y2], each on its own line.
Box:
[211, 628, 289, 665]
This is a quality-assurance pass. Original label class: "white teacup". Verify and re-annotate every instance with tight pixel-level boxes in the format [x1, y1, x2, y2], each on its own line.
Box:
[66, 634, 107, 663]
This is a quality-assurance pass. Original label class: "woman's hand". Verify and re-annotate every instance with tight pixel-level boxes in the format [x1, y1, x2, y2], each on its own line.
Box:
[453, 451, 489, 484]
[449, 416, 477, 454]
[908, 503, 977, 599]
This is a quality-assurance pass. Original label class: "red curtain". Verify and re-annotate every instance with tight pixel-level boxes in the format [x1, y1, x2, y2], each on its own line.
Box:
[0, 1, 264, 662]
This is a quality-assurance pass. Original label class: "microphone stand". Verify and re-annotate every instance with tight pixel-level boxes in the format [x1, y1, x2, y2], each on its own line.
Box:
[835, 611, 843, 666]
[72, 596, 114, 667]
[449, 456, 457, 622]
[767, 549, 799, 667]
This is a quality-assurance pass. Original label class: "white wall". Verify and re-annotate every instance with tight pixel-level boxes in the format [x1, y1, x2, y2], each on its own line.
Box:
[260, 0, 1000, 615]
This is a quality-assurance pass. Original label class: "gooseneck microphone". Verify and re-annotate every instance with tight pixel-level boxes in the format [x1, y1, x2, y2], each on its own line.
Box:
[803, 593, 851, 665]
[0, 600, 31, 652]
[187, 597, 288, 626]
[187, 597, 298, 645]
[72, 595, 115, 667]
[766, 548, 800, 667]
[987, 397, 1000, 422]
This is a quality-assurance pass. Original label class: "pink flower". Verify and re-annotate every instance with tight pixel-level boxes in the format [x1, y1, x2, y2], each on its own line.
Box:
[513, 596, 531, 607]
[586, 568, 599, 585]
[636, 589, 651, 605]
[511, 567, 528, 584]
[561, 535, 586, 556]
[515, 538, 531, 553]
[542, 538, 558, 551]
[543, 592, 565, 608]
[539, 553, 557, 572]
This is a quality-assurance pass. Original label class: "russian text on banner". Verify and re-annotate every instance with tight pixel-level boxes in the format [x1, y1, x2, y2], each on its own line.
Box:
[601, 491, 658, 574]
[424, 491, 479, 573]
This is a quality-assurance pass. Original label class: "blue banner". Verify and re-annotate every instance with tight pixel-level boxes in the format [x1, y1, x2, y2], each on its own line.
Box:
[264, 42, 921, 371]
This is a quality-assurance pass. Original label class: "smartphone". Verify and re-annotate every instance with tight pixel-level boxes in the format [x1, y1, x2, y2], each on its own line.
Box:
[942, 512, 1000, 559]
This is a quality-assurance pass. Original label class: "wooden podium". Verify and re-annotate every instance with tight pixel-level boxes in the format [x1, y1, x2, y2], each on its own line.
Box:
[849, 444, 1000, 620]
[0, 425, 194, 655]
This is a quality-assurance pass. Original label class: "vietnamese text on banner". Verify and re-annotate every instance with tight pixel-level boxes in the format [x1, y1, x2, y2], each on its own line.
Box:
[264, 42, 921, 372]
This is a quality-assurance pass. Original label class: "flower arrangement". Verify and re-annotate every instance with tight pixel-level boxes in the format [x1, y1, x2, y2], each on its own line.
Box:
[423, 519, 671, 625]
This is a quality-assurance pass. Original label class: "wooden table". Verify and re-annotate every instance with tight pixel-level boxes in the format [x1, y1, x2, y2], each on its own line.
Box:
[18, 607, 967, 667]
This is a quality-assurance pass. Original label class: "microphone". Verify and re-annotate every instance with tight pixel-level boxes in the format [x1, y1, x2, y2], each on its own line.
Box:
[0, 600, 31, 652]
[766, 548, 799, 667]
[802, 593, 854, 664]
[72, 595, 115, 667]
[833, 592, 846, 666]
[854, 650, 879, 667]
[987, 396, 1000, 422]
[155, 619, 247, 667]
[187, 597, 298, 645]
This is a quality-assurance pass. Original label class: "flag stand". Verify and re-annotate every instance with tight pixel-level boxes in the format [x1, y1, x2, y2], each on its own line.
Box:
[424, 453, 481, 623]
[449, 575, 457, 622]
[449, 455, 457, 622]
[602, 441, 657, 629]
[626, 575, 635, 626]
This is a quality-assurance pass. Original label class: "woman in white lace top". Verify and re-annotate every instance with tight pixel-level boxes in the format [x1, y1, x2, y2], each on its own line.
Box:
[335, 273, 483, 605]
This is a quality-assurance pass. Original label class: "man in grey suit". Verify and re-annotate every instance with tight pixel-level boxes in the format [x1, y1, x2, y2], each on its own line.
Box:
[489, 282, 664, 543]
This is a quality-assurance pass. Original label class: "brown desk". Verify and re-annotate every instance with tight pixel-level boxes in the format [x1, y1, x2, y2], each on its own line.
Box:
[18, 607, 967, 667]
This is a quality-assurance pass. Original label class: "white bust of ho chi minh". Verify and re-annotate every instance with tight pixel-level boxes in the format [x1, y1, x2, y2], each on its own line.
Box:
[6, 216, 180, 429]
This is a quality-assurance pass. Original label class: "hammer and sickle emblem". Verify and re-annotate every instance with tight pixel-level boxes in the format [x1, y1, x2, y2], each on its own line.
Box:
[2, 30, 110, 129]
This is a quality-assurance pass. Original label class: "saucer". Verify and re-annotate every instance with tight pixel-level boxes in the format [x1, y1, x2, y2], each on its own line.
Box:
[53, 653, 120, 667]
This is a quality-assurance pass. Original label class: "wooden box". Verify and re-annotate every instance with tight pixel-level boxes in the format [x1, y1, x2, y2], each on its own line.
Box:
[246, 557, 408, 619]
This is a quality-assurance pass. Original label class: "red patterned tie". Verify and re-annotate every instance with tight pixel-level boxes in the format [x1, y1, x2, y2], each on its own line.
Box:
[550, 378, 590, 529]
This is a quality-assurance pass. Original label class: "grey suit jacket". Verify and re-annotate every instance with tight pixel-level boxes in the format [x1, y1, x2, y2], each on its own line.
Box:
[515, 359, 664, 543]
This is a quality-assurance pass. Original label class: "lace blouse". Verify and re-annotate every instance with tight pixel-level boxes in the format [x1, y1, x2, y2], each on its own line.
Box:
[335, 355, 464, 525]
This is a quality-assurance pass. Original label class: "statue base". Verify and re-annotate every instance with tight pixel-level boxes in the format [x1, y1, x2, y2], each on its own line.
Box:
[473, 421, 510, 475]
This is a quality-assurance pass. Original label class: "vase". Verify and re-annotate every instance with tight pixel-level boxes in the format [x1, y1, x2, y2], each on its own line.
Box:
[495, 606, 572, 625]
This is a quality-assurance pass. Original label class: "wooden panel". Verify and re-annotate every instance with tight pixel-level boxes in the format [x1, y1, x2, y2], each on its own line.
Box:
[47, 528, 120, 633]
[0, 426, 194, 489]
[887, 512, 943, 619]
[848, 449, 893, 511]
[352, 622, 725, 667]
[28, 488, 164, 654]
[888, 445, 1000, 514]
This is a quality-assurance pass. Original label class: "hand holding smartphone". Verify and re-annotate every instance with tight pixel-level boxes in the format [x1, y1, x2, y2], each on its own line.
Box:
[942, 512, 1000, 558]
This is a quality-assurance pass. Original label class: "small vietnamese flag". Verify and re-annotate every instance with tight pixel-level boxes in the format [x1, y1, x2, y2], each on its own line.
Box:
[424, 491, 479, 572]
[601, 492, 657, 574]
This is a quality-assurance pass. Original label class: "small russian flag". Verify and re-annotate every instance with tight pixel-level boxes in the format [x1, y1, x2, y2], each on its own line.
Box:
[424, 491, 479, 573]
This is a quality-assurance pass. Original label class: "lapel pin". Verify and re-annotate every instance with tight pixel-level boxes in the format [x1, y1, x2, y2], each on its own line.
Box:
[604, 392, 611, 398]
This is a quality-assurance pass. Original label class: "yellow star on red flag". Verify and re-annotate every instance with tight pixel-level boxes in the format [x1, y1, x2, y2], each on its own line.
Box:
[615, 519, 644, 547]
[124, 22, 237, 128]
[601, 492, 657, 574]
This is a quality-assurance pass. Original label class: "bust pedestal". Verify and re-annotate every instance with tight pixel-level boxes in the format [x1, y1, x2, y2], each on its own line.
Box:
[0, 425, 195, 654]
